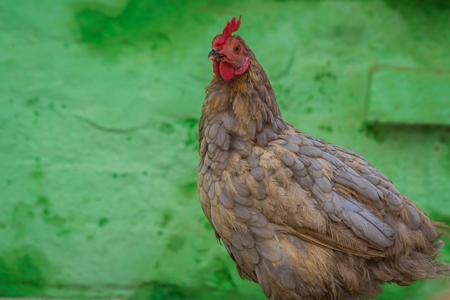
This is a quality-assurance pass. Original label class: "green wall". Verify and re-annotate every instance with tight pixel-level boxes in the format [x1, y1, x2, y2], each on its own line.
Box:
[1, 0, 449, 299]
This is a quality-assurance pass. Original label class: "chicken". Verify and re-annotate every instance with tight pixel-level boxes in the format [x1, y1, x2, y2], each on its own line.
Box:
[197, 17, 449, 300]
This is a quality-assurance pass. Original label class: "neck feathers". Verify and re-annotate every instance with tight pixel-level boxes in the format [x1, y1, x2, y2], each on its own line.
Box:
[202, 58, 285, 143]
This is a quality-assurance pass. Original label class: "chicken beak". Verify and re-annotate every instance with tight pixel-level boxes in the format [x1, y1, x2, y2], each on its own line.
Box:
[208, 49, 224, 61]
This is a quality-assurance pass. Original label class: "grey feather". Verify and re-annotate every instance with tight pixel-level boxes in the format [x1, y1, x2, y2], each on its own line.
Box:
[245, 247, 260, 265]
[315, 177, 333, 193]
[311, 138, 325, 148]
[312, 179, 333, 202]
[232, 177, 251, 196]
[235, 204, 257, 222]
[231, 231, 245, 250]
[274, 119, 286, 133]
[333, 169, 381, 203]
[251, 214, 269, 228]
[299, 156, 312, 168]
[232, 138, 247, 150]
[216, 129, 230, 151]
[279, 268, 296, 290]
[208, 122, 220, 139]
[251, 166, 265, 182]
[241, 230, 256, 248]
[219, 188, 234, 209]
[256, 181, 267, 200]
[240, 144, 253, 158]
[321, 151, 347, 168]
[342, 198, 363, 212]
[266, 131, 278, 141]
[219, 113, 236, 132]
[404, 204, 422, 230]
[257, 131, 268, 146]
[255, 266, 270, 296]
[200, 139, 207, 155]
[283, 135, 303, 145]
[204, 168, 212, 182]
[300, 146, 323, 158]
[358, 166, 372, 175]
[273, 138, 288, 146]
[226, 243, 243, 264]
[420, 222, 438, 242]
[208, 144, 217, 157]
[323, 199, 336, 214]
[215, 150, 228, 163]
[331, 193, 344, 215]
[297, 175, 314, 191]
[307, 159, 323, 178]
[201, 164, 208, 175]
[247, 153, 260, 168]
[207, 181, 216, 199]
[388, 185, 400, 195]
[365, 174, 381, 186]
[257, 118, 263, 132]
[284, 143, 300, 152]
[340, 198, 395, 248]
[235, 195, 253, 206]
[255, 239, 282, 262]
[281, 153, 295, 167]
[250, 224, 275, 239]
[386, 191, 403, 211]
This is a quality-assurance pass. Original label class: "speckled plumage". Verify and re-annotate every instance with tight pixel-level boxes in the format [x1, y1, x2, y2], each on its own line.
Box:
[198, 19, 449, 300]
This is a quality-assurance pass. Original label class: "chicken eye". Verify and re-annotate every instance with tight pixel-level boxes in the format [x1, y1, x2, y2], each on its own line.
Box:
[233, 45, 241, 53]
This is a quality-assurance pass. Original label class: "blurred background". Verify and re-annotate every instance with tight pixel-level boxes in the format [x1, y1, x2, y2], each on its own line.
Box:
[1, 0, 449, 299]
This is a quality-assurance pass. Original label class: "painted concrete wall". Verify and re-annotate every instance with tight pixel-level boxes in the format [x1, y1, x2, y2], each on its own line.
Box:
[1, 0, 449, 299]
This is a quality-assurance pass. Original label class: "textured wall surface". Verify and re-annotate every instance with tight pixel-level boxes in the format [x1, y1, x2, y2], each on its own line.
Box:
[1, 0, 449, 299]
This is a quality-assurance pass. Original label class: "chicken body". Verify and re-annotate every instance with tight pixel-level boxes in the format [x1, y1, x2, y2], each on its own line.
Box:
[198, 18, 449, 300]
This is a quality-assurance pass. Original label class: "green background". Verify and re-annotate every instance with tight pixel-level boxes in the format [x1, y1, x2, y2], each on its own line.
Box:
[1, 0, 449, 299]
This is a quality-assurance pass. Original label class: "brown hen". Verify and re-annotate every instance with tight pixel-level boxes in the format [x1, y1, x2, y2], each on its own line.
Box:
[198, 17, 449, 300]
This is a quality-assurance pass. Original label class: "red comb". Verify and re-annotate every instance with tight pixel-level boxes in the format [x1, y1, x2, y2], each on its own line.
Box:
[213, 16, 241, 48]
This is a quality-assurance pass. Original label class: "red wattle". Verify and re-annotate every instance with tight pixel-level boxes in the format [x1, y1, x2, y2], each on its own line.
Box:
[219, 61, 235, 82]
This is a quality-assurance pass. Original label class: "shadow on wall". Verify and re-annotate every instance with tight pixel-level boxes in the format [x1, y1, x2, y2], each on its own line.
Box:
[0, 247, 53, 297]
[74, 0, 217, 54]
